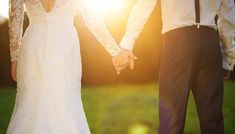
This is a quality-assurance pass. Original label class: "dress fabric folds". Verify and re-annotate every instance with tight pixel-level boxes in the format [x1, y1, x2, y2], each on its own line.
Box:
[7, 0, 121, 134]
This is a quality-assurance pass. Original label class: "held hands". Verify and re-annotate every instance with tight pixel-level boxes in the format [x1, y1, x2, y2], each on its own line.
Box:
[11, 61, 17, 82]
[112, 49, 137, 75]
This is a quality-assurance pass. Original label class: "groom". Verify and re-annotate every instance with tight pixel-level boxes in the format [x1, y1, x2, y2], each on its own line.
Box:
[112, 0, 235, 134]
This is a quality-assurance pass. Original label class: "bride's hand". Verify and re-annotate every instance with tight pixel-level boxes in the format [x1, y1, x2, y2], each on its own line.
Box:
[112, 49, 137, 75]
[11, 61, 17, 82]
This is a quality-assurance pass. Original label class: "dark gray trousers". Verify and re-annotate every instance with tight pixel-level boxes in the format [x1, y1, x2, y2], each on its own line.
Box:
[158, 26, 224, 134]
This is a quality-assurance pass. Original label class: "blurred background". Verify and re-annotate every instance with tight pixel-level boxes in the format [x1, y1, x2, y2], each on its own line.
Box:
[0, 0, 235, 134]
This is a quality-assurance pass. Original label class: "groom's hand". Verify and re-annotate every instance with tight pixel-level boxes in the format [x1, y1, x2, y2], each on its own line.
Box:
[223, 69, 231, 80]
[112, 49, 137, 75]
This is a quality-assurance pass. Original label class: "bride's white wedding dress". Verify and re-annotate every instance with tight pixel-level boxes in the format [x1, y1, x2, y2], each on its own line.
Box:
[8, 0, 121, 134]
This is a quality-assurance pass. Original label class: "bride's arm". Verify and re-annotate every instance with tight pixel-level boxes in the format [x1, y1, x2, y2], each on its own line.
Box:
[76, 0, 121, 56]
[9, 0, 24, 62]
[9, 0, 24, 81]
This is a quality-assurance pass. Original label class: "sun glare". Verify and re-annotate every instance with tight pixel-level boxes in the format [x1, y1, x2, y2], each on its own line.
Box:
[0, 0, 124, 18]
[84, 0, 124, 14]
[129, 123, 149, 134]
[0, 0, 8, 18]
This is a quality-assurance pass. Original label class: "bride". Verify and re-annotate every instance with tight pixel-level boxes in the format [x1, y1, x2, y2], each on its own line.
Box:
[7, 0, 135, 133]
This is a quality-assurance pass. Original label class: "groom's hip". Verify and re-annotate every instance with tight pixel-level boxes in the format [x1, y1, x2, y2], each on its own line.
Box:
[159, 25, 223, 103]
[158, 25, 224, 134]
[160, 25, 221, 71]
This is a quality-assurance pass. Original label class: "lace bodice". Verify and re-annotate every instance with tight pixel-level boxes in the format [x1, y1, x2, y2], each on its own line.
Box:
[9, 0, 121, 62]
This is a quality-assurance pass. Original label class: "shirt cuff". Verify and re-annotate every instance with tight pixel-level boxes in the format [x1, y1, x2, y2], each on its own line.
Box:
[119, 36, 136, 51]
[222, 56, 235, 71]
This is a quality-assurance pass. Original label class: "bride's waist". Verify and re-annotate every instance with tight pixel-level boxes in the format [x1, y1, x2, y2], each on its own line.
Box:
[29, 14, 74, 25]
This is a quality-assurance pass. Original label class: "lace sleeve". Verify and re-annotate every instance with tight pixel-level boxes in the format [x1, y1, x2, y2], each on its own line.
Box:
[9, 0, 24, 62]
[76, 0, 121, 56]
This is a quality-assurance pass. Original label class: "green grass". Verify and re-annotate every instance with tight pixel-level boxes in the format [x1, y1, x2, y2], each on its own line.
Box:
[0, 81, 235, 134]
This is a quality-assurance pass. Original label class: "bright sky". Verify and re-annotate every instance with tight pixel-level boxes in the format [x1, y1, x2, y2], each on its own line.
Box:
[0, 0, 124, 18]
[0, 0, 8, 18]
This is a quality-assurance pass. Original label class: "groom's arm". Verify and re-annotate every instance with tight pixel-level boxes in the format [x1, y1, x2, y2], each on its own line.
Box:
[120, 0, 158, 51]
[217, 0, 235, 78]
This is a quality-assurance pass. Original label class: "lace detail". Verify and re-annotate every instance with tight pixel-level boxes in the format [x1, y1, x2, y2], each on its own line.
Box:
[9, 0, 121, 62]
[9, 0, 24, 62]
[37, 0, 69, 13]
[7, 0, 121, 133]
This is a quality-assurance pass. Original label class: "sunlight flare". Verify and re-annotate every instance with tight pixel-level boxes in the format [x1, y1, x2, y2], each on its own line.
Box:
[84, 0, 124, 14]
[0, 0, 125, 17]
[129, 123, 149, 134]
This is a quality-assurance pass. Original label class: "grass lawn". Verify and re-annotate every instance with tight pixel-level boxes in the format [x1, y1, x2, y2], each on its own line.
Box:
[0, 81, 234, 134]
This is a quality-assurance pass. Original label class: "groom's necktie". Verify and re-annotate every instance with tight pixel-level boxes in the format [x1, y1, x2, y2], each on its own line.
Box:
[195, 0, 200, 28]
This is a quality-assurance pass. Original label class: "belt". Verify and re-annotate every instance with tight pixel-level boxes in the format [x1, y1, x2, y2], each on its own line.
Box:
[164, 25, 217, 38]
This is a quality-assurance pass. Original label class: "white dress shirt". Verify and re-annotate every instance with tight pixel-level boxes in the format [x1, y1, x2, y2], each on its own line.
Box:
[120, 0, 235, 71]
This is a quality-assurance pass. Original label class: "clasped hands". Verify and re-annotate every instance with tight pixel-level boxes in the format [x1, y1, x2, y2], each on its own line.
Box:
[112, 49, 137, 75]
[111, 49, 233, 79]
